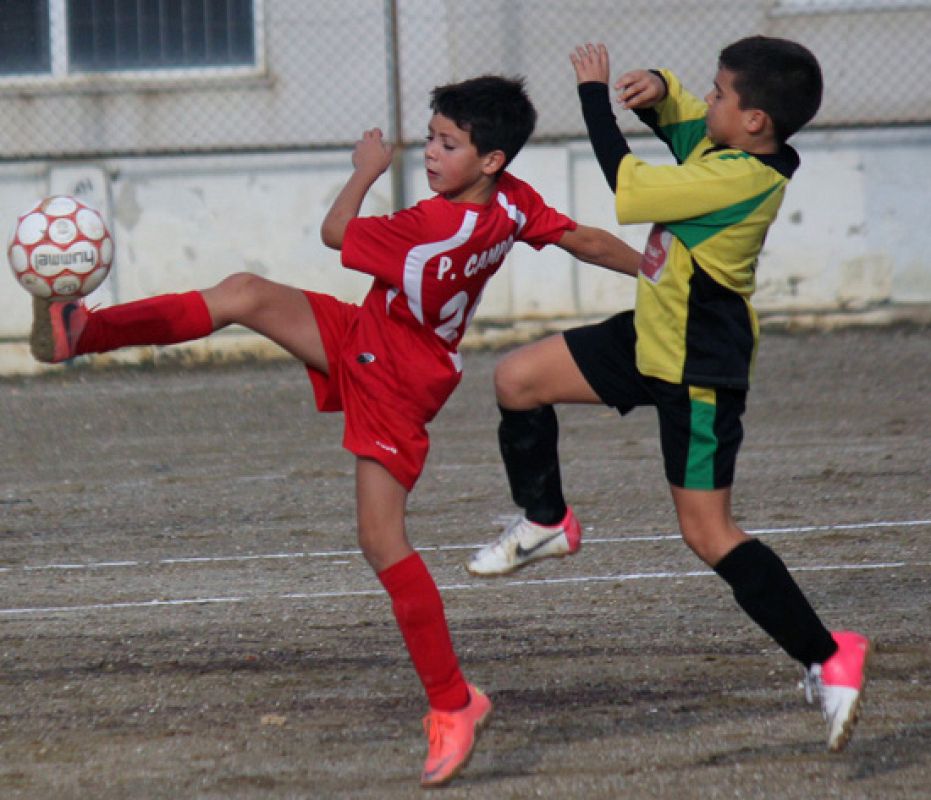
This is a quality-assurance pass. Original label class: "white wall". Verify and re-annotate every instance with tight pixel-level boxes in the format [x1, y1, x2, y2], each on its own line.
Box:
[2, 125, 929, 373]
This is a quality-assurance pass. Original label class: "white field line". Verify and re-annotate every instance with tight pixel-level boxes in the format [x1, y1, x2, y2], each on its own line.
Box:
[2, 518, 929, 575]
[1, 559, 929, 618]
[0, 518, 927, 618]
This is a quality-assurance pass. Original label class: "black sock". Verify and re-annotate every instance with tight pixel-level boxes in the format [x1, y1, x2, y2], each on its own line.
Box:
[714, 539, 838, 668]
[498, 405, 567, 525]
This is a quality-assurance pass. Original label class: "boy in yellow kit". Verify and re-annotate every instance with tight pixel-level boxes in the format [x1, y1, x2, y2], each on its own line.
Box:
[468, 37, 869, 753]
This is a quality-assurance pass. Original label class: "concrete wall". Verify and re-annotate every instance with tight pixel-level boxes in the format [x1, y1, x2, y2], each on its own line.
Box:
[2, 125, 930, 374]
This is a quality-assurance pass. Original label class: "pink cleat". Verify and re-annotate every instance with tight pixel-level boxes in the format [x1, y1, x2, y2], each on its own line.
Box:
[805, 631, 870, 751]
[30, 296, 90, 363]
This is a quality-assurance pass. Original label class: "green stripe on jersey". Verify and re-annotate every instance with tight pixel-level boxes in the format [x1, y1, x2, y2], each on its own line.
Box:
[661, 118, 708, 163]
[685, 387, 717, 490]
[668, 183, 782, 250]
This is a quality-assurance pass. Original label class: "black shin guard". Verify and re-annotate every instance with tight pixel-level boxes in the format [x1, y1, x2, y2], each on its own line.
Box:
[498, 405, 567, 525]
[714, 539, 838, 668]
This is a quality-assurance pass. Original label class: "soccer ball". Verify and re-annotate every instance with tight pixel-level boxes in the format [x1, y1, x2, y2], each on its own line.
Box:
[7, 195, 114, 300]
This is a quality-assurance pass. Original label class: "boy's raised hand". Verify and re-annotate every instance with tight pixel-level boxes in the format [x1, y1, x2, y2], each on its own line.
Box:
[570, 43, 610, 85]
[615, 70, 666, 109]
[352, 127, 395, 177]
[321, 128, 395, 250]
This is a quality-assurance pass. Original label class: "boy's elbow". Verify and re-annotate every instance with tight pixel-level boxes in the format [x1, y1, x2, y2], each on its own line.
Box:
[320, 222, 343, 250]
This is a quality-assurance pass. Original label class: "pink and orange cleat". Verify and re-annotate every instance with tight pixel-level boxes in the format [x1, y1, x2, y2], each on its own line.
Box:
[420, 684, 492, 788]
[30, 296, 90, 363]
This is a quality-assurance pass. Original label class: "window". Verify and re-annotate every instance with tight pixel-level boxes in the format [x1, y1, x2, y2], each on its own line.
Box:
[0, 0, 261, 81]
[69, 0, 255, 71]
[0, 1, 51, 74]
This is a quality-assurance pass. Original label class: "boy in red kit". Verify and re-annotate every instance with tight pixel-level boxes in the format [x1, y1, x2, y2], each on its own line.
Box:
[29, 75, 641, 787]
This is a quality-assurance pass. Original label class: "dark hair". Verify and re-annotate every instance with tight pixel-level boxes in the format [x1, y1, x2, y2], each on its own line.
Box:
[430, 75, 537, 170]
[719, 36, 823, 142]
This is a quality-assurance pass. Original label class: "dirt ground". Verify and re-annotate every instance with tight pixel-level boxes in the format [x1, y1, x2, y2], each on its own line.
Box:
[1, 325, 929, 799]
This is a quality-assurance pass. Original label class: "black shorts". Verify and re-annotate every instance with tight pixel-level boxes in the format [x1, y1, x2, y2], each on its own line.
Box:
[563, 310, 747, 489]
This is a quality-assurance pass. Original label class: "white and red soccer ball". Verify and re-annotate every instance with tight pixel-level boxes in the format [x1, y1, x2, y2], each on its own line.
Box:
[7, 195, 113, 300]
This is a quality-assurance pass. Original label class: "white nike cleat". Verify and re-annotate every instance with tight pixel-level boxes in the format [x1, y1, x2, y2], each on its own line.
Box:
[467, 507, 581, 576]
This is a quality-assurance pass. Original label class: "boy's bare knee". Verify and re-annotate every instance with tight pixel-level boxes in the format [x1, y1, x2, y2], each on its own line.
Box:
[493, 360, 518, 405]
[357, 526, 412, 574]
[677, 517, 750, 567]
[494, 357, 534, 407]
[215, 271, 265, 299]
[678, 523, 714, 564]
[208, 272, 270, 320]
[356, 530, 379, 569]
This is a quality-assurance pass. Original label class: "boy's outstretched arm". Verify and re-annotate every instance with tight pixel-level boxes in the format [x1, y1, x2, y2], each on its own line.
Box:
[557, 224, 641, 277]
[321, 128, 395, 250]
[571, 43, 628, 192]
[570, 44, 666, 192]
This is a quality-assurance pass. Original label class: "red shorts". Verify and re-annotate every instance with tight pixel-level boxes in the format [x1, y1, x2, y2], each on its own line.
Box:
[302, 291, 433, 492]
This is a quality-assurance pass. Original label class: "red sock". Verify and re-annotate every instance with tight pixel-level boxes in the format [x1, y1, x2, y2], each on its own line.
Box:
[378, 553, 470, 711]
[76, 291, 214, 355]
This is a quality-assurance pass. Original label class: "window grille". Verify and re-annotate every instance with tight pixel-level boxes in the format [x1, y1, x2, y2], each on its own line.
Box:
[0, 0, 256, 77]
[0, 0, 51, 75]
[68, 0, 255, 71]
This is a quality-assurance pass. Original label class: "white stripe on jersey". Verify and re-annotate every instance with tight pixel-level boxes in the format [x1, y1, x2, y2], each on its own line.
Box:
[402, 210, 479, 324]
[496, 191, 527, 233]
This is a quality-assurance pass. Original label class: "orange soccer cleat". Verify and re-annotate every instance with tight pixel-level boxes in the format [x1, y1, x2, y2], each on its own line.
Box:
[420, 684, 492, 788]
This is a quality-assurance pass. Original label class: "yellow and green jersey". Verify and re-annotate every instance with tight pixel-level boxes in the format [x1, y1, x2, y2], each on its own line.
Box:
[616, 69, 799, 388]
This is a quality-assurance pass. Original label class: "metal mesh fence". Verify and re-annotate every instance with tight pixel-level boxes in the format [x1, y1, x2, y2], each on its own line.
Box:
[0, 0, 929, 159]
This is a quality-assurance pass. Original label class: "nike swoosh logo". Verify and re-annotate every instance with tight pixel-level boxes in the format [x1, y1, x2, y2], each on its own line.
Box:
[514, 531, 564, 559]
[61, 302, 79, 350]
[422, 755, 454, 782]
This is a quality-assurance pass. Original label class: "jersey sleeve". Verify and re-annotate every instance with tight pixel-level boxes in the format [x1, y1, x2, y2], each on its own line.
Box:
[633, 69, 709, 164]
[577, 81, 630, 192]
[616, 151, 783, 229]
[504, 175, 577, 250]
[341, 203, 434, 285]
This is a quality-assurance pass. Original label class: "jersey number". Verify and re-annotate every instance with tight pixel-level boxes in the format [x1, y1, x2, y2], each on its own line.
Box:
[436, 291, 470, 342]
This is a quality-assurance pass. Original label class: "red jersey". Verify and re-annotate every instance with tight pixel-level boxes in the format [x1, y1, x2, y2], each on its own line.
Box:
[305, 172, 575, 490]
[340, 172, 575, 419]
